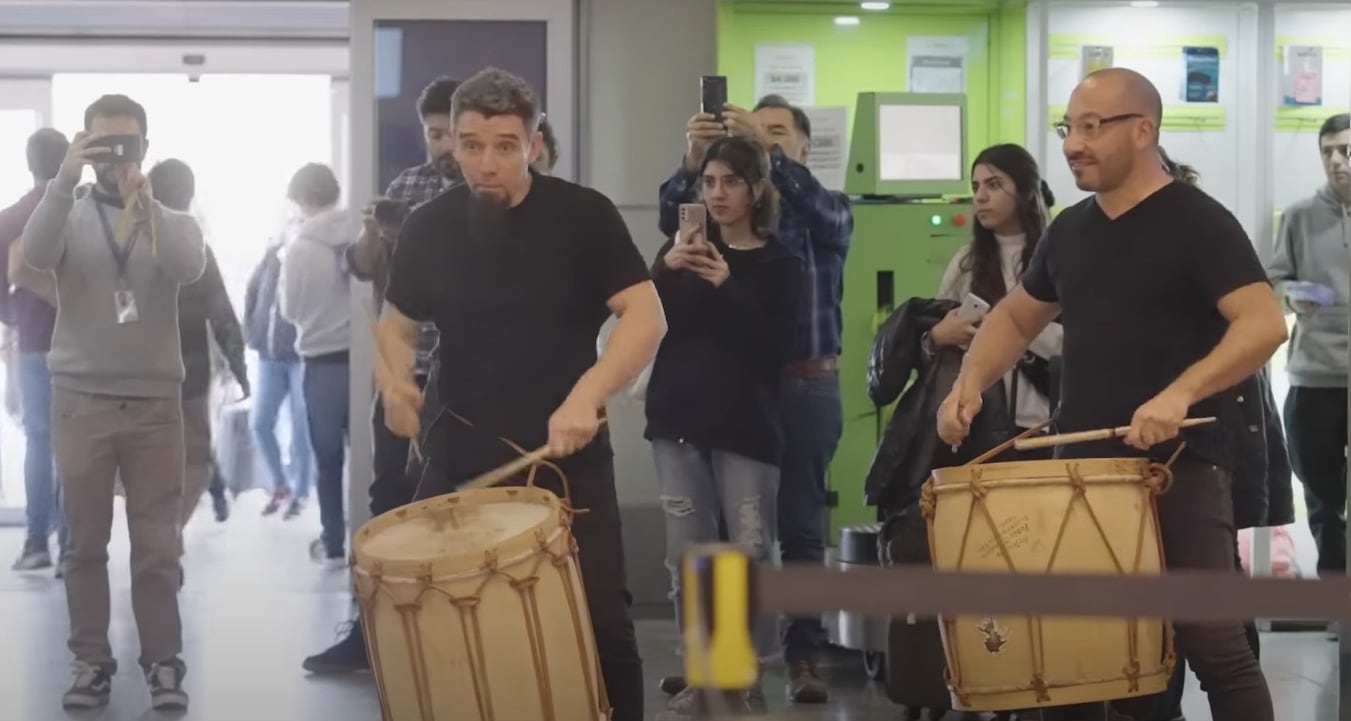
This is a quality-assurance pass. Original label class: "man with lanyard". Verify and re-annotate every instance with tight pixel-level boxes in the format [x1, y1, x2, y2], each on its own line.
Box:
[302, 75, 461, 675]
[24, 94, 206, 711]
[657, 93, 853, 703]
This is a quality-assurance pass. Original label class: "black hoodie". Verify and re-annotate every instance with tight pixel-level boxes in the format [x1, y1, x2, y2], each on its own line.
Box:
[643, 233, 802, 465]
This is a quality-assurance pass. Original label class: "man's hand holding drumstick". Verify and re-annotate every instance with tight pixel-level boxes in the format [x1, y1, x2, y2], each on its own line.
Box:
[938, 286, 1061, 447]
[374, 304, 424, 442]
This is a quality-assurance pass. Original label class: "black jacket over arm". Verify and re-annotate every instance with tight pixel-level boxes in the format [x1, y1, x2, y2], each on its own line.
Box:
[643, 236, 803, 466]
[863, 297, 1018, 513]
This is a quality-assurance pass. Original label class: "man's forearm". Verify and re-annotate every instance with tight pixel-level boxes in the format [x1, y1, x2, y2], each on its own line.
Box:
[151, 206, 206, 284]
[348, 229, 387, 281]
[1166, 315, 1286, 406]
[568, 306, 666, 409]
[958, 306, 1037, 392]
[23, 178, 76, 271]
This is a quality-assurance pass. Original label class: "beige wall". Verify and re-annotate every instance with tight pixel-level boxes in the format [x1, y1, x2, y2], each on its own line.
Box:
[578, 0, 718, 604]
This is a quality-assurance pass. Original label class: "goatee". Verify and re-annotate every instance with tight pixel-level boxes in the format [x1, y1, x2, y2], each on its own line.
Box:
[467, 190, 509, 242]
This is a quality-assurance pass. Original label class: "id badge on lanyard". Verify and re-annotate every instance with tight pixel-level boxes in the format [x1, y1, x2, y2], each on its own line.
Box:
[95, 203, 140, 325]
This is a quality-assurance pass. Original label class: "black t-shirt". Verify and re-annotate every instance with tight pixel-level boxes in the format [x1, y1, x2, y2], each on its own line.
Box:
[385, 173, 651, 466]
[1020, 181, 1269, 467]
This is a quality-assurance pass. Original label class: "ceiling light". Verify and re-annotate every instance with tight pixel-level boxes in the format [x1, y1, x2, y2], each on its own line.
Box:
[835, 15, 861, 26]
[861, 1, 891, 9]
[1129, 1, 1159, 7]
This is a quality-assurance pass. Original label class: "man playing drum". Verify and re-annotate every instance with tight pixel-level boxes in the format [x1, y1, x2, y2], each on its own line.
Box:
[374, 67, 667, 721]
[937, 68, 1285, 721]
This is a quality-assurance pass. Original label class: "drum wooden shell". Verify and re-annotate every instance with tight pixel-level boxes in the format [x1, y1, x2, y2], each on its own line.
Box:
[351, 486, 609, 721]
[923, 457, 1175, 712]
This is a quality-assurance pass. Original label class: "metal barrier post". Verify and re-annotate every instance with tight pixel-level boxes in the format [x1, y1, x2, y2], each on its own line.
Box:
[679, 544, 758, 714]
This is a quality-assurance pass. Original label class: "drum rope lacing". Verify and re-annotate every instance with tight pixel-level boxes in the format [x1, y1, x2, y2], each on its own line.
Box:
[919, 426, 1183, 710]
[354, 412, 611, 721]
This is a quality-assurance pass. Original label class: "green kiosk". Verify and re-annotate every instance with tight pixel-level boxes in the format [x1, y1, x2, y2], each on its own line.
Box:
[825, 92, 974, 678]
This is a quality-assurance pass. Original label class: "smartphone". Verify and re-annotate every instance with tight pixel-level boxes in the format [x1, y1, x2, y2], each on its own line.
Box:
[373, 199, 411, 230]
[956, 293, 991, 323]
[88, 134, 143, 164]
[700, 75, 728, 123]
[678, 203, 707, 244]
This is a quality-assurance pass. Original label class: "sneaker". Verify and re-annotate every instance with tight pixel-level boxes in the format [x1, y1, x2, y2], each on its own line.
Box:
[262, 490, 290, 517]
[786, 659, 829, 704]
[145, 658, 188, 711]
[284, 497, 306, 521]
[659, 687, 753, 717]
[303, 620, 370, 674]
[62, 661, 113, 709]
[309, 538, 346, 569]
[12, 540, 52, 571]
[659, 675, 687, 695]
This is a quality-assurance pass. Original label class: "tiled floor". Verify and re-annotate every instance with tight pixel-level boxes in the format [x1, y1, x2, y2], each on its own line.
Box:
[0, 490, 1339, 720]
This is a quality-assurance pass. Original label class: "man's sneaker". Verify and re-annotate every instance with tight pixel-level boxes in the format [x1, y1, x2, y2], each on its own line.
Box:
[12, 540, 51, 571]
[145, 658, 188, 710]
[303, 620, 370, 674]
[62, 662, 113, 709]
[786, 659, 829, 704]
[309, 538, 346, 569]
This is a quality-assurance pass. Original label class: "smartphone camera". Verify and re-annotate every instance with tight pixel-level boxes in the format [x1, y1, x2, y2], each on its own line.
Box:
[700, 75, 728, 124]
[89, 134, 144, 165]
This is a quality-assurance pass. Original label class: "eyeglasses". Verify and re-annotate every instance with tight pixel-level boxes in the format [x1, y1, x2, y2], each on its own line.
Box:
[1053, 113, 1144, 140]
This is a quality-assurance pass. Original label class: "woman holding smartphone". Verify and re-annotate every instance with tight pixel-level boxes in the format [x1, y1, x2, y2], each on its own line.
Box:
[930, 143, 1062, 435]
[644, 136, 802, 714]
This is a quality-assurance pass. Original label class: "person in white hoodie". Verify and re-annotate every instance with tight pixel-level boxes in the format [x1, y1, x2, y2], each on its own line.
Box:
[277, 162, 352, 565]
[1266, 112, 1351, 577]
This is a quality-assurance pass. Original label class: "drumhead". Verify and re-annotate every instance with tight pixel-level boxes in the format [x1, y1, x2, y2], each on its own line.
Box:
[362, 501, 553, 563]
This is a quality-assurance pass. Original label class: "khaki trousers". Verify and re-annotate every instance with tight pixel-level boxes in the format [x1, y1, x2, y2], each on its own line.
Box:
[53, 386, 185, 669]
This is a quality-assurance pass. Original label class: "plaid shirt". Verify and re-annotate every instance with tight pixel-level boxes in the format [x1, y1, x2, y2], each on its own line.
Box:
[658, 146, 853, 362]
[381, 163, 453, 375]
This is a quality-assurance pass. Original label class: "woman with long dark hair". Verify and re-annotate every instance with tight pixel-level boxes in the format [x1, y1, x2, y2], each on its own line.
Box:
[644, 136, 802, 714]
[930, 143, 1061, 433]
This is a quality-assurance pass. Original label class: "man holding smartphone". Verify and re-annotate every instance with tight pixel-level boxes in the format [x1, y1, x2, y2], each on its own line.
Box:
[658, 91, 852, 704]
[24, 94, 205, 711]
[1265, 111, 1351, 581]
[302, 76, 462, 675]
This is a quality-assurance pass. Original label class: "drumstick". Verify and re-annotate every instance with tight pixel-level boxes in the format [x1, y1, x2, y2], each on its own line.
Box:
[1013, 417, 1217, 451]
[459, 418, 611, 491]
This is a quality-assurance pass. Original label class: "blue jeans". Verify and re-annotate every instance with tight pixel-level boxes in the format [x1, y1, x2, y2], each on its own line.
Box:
[302, 355, 349, 557]
[777, 371, 842, 663]
[252, 358, 313, 498]
[652, 439, 779, 658]
[20, 351, 66, 551]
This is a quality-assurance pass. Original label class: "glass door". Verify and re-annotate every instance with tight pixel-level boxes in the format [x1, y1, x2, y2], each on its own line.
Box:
[0, 77, 52, 526]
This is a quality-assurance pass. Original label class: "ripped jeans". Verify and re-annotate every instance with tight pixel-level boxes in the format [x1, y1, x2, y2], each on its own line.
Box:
[652, 439, 779, 658]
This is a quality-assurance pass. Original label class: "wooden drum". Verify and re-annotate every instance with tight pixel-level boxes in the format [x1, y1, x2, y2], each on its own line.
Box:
[351, 485, 610, 721]
[922, 457, 1175, 712]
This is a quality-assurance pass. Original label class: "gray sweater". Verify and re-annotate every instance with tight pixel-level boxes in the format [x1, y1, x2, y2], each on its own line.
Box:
[1268, 184, 1350, 388]
[23, 177, 206, 398]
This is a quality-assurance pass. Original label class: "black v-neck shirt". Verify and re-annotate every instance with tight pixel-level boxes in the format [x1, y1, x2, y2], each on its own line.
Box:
[1020, 181, 1269, 467]
[385, 174, 651, 464]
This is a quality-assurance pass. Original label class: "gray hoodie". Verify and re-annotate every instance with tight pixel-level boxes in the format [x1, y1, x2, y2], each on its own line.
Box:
[1267, 184, 1350, 388]
[278, 207, 353, 358]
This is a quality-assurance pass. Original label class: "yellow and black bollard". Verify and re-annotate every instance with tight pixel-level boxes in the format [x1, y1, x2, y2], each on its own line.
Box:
[680, 543, 759, 717]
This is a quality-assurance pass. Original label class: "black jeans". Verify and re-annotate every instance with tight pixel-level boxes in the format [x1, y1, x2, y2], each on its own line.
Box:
[1284, 386, 1347, 573]
[1043, 461, 1273, 721]
[368, 373, 426, 517]
[414, 415, 644, 721]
